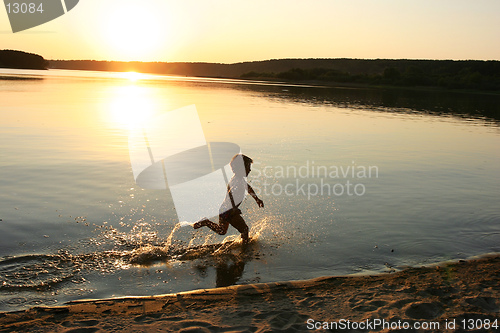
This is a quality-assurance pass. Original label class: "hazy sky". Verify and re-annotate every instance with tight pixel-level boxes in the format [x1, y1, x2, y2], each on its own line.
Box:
[1, 0, 499, 63]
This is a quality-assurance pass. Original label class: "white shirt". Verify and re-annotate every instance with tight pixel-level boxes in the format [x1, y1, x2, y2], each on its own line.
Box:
[219, 175, 247, 214]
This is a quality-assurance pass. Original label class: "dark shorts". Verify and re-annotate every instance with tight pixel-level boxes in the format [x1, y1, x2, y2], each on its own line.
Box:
[219, 209, 248, 234]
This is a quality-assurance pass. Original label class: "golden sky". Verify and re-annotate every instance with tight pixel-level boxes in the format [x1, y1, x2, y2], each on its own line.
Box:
[1, 0, 499, 63]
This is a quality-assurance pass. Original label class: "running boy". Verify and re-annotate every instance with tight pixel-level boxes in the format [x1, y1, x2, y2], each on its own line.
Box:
[193, 154, 264, 244]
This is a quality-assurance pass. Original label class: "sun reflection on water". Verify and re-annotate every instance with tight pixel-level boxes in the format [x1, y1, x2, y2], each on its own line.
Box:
[118, 71, 146, 82]
[107, 84, 159, 131]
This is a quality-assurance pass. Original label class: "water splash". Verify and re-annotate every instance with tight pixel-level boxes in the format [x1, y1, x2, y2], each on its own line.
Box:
[127, 221, 193, 265]
[187, 230, 204, 248]
[179, 221, 194, 228]
[164, 222, 183, 250]
[213, 235, 240, 255]
[127, 245, 169, 266]
[0, 216, 276, 291]
[250, 216, 271, 240]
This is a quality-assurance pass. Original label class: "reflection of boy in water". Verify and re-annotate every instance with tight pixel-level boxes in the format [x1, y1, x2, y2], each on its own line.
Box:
[216, 259, 245, 287]
[193, 154, 264, 244]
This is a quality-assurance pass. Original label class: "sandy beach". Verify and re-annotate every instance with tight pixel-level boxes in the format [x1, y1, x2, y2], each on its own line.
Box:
[1, 254, 498, 332]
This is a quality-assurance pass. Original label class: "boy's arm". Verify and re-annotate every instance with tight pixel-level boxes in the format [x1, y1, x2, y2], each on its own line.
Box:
[247, 184, 264, 208]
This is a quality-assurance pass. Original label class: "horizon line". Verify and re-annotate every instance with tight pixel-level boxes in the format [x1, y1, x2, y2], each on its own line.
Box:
[48, 57, 500, 65]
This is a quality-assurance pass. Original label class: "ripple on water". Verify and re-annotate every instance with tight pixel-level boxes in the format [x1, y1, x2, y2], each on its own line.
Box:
[0, 254, 77, 291]
[5, 297, 27, 305]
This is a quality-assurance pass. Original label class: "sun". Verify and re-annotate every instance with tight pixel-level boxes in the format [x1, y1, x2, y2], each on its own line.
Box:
[104, 3, 166, 61]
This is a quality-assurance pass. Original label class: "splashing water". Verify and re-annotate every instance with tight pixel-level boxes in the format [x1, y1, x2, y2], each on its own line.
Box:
[124, 221, 183, 265]
[179, 221, 195, 228]
[163, 222, 183, 250]
[127, 216, 277, 266]
[125, 221, 196, 265]
[250, 216, 271, 240]
[0, 216, 277, 293]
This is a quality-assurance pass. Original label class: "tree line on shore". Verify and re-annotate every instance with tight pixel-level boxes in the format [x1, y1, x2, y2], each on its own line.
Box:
[0, 50, 48, 70]
[45, 58, 500, 92]
[2, 49, 499, 92]
[241, 60, 500, 91]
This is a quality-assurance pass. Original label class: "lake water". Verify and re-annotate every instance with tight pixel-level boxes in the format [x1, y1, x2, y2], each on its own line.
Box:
[0, 69, 499, 312]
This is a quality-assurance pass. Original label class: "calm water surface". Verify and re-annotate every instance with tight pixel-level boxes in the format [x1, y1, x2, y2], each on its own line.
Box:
[0, 69, 499, 311]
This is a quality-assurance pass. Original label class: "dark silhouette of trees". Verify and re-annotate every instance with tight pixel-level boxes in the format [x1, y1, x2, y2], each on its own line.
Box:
[241, 60, 500, 92]
[383, 67, 401, 82]
[0, 49, 488, 92]
[0, 50, 48, 70]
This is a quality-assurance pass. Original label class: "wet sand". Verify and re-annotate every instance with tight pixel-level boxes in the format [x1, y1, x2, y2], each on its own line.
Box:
[1, 255, 498, 332]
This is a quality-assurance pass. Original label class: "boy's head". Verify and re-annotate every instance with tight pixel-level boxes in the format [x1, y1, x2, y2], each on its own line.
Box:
[230, 154, 253, 177]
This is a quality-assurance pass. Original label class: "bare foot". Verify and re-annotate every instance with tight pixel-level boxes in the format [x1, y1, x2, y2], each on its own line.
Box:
[193, 218, 209, 229]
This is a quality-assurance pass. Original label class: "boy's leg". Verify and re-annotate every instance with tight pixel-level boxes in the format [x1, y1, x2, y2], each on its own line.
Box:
[194, 218, 229, 235]
[229, 215, 249, 244]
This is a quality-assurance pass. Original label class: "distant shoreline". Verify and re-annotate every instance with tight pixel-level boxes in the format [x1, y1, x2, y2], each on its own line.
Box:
[46, 66, 500, 96]
[2, 49, 499, 95]
[0, 50, 48, 70]
[234, 75, 500, 96]
[2, 65, 499, 97]
[48, 58, 500, 95]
